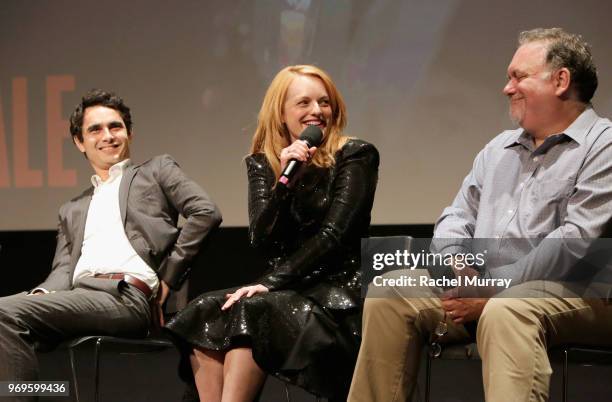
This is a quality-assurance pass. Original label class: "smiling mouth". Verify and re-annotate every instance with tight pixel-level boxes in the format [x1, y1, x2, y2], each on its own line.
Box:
[303, 120, 326, 128]
[99, 144, 120, 152]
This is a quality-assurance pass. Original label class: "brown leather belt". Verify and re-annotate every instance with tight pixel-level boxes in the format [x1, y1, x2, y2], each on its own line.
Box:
[94, 273, 153, 299]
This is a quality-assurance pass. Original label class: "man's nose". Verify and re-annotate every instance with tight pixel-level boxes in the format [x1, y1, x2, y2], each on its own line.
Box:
[101, 127, 114, 140]
[503, 79, 515, 96]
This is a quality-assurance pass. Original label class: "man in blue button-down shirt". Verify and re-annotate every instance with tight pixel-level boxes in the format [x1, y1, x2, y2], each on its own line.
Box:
[350, 28, 612, 402]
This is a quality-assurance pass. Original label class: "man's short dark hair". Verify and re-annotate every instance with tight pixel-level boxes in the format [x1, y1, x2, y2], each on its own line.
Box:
[519, 28, 598, 103]
[70, 89, 133, 142]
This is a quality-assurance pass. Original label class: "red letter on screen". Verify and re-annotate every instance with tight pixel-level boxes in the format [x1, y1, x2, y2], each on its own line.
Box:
[13, 77, 42, 188]
[47, 75, 76, 187]
[0, 94, 9, 188]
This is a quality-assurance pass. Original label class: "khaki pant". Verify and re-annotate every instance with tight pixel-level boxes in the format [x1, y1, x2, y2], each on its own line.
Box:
[348, 270, 612, 402]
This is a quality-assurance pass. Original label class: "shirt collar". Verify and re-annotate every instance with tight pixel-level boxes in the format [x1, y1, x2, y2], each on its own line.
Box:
[561, 106, 598, 145]
[90, 159, 131, 188]
[503, 131, 535, 152]
[503, 106, 598, 151]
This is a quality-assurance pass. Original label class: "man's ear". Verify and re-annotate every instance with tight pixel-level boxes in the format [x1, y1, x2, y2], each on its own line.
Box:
[554, 67, 571, 97]
[73, 136, 85, 153]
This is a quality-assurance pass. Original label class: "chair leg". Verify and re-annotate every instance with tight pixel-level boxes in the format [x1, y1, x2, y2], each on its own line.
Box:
[94, 338, 102, 402]
[282, 383, 324, 402]
[68, 348, 81, 402]
[284, 383, 291, 402]
[425, 353, 432, 402]
[562, 348, 568, 402]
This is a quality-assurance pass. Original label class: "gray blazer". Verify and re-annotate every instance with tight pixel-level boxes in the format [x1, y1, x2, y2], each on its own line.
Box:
[38, 154, 222, 291]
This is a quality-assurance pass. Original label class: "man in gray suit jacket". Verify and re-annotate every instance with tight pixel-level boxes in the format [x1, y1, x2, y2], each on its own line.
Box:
[0, 89, 222, 392]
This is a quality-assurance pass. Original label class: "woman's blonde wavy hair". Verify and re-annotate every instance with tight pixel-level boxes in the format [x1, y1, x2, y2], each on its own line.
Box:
[249, 65, 348, 178]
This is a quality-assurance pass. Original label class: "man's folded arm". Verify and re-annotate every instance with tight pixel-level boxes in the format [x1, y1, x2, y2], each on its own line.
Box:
[432, 148, 486, 255]
[33, 207, 73, 292]
[155, 155, 222, 289]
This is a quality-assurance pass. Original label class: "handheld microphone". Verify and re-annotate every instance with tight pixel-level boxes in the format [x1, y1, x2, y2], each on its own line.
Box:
[278, 125, 323, 186]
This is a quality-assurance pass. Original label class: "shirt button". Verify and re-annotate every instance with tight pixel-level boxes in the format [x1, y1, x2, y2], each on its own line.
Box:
[533, 156, 539, 162]
[508, 209, 514, 214]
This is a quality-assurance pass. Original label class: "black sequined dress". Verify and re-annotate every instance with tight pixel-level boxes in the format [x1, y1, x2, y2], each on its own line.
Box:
[166, 139, 379, 398]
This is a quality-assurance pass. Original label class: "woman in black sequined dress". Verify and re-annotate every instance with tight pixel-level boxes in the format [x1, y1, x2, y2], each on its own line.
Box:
[166, 65, 379, 401]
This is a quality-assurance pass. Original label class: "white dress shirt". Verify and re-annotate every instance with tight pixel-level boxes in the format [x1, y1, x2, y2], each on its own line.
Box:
[72, 159, 159, 296]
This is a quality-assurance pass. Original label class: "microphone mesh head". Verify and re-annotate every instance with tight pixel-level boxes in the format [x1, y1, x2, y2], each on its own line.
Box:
[299, 126, 323, 147]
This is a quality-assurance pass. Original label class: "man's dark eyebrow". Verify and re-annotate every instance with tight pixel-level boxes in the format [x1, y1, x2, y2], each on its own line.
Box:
[108, 120, 125, 128]
[86, 121, 124, 133]
[86, 123, 101, 133]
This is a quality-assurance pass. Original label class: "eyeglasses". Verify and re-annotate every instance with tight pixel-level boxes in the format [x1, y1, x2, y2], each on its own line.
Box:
[429, 312, 448, 358]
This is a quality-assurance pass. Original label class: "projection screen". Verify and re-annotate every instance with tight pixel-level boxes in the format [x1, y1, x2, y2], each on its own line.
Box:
[1, 0, 611, 229]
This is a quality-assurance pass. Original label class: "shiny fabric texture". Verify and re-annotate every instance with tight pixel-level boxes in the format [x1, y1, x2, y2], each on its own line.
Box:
[166, 139, 379, 398]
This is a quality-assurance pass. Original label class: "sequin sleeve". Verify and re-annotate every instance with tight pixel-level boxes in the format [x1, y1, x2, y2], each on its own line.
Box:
[246, 153, 293, 249]
[258, 141, 379, 291]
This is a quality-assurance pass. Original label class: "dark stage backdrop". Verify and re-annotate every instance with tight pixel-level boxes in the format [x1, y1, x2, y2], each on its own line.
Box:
[1, 0, 612, 229]
[0, 225, 434, 297]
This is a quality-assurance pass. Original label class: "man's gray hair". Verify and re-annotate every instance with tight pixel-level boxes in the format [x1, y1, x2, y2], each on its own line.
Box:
[519, 27, 597, 103]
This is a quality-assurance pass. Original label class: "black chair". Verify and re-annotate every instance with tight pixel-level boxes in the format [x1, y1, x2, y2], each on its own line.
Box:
[62, 281, 189, 402]
[425, 342, 612, 402]
[64, 334, 175, 402]
[259, 377, 324, 402]
[558, 346, 612, 402]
